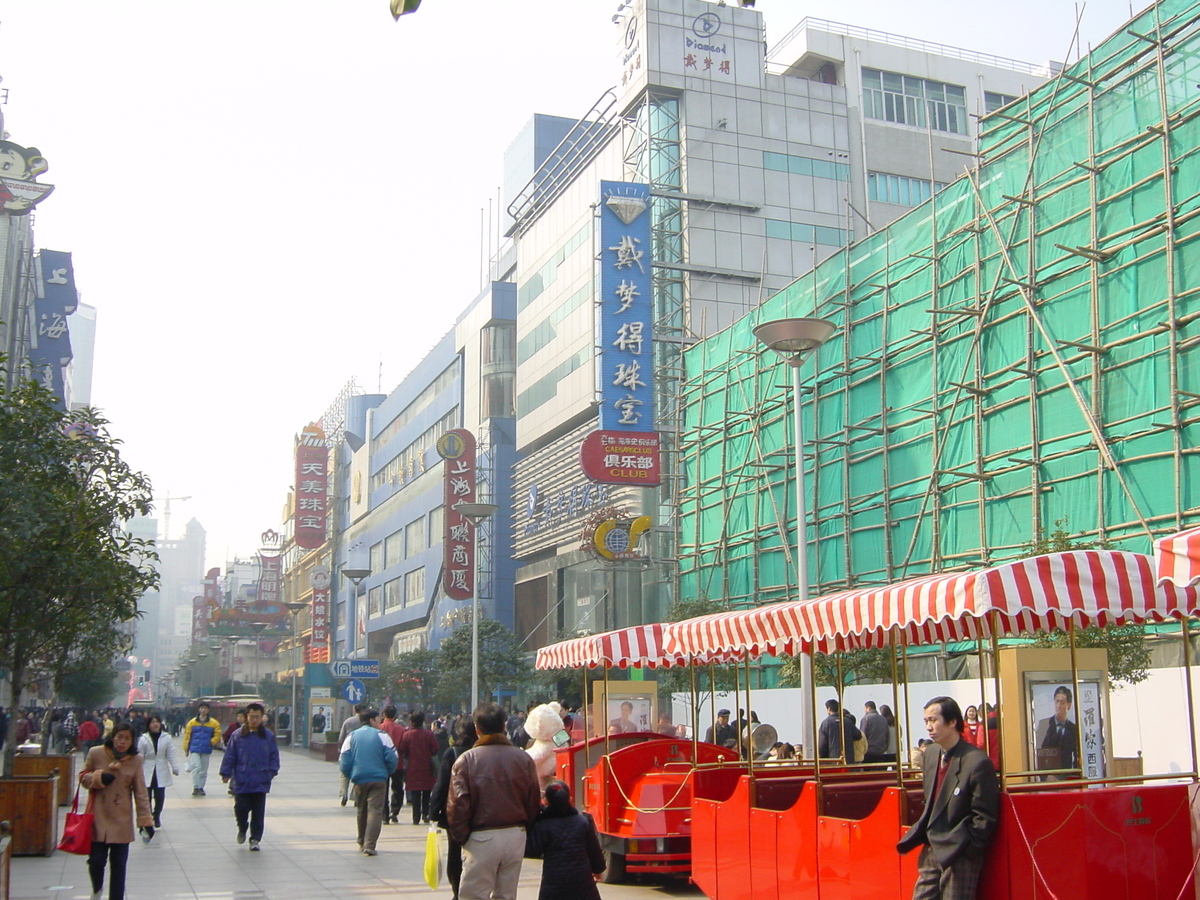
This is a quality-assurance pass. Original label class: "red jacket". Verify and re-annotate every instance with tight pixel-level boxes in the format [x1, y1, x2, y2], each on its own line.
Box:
[399, 727, 440, 790]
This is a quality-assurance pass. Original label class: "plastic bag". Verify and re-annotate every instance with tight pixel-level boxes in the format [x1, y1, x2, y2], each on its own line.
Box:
[423, 825, 444, 890]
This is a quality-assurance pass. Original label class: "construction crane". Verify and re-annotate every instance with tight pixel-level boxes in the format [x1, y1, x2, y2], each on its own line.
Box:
[155, 493, 192, 542]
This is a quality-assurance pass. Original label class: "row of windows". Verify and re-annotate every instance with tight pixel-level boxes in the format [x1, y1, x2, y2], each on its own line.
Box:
[517, 282, 590, 365]
[369, 407, 458, 494]
[984, 91, 1018, 114]
[862, 67, 968, 135]
[516, 224, 590, 313]
[369, 511, 437, 575]
[516, 347, 590, 418]
[763, 151, 851, 182]
[370, 360, 459, 455]
[867, 172, 947, 207]
[366, 566, 426, 616]
[765, 218, 848, 247]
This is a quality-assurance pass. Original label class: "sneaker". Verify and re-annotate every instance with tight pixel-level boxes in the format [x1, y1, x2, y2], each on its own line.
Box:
[191, 788, 202, 796]
[363, 848, 377, 856]
[340, 796, 348, 807]
[153, 817, 162, 829]
[389, 816, 399, 824]
[141, 828, 152, 844]
[237, 829, 247, 845]
[249, 840, 260, 851]
[197, 788, 206, 796]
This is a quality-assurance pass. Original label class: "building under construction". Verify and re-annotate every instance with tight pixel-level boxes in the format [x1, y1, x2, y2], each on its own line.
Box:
[678, 0, 1200, 610]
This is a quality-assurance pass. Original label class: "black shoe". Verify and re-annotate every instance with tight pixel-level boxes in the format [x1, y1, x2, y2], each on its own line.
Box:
[197, 788, 206, 796]
[249, 839, 260, 851]
[389, 816, 399, 824]
[153, 817, 162, 829]
[191, 789, 202, 796]
[237, 828, 247, 845]
[340, 796, 348, 807]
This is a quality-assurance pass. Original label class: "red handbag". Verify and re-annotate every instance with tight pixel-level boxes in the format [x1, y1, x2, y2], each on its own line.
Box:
[57, 782, 94, 855]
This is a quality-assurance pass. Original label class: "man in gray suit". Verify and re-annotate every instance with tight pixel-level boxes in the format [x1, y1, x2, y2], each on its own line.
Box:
[897, 696, 999, 900]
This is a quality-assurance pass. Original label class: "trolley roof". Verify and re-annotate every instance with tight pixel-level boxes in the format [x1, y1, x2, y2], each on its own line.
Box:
[1155, 526, 1200, 589]
[535, 622, 685, 670]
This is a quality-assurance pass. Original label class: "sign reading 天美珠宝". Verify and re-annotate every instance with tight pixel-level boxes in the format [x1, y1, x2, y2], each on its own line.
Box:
[599, 181, 654, 432]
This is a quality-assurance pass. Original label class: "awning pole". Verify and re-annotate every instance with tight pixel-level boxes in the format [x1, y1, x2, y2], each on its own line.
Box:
[690, 661, 699, 758]
[1181, 617, 1198, 780]
[1068, 621, 1084, 779]
[977, 633, 989, 764]
[890, 629, 902, 788]
[989, 613, 1005, 784]
[745, 653, 755, 781]
[836, 653, 846, 764]
[582, 667, 590, 771]
[812, 639, 822, 779]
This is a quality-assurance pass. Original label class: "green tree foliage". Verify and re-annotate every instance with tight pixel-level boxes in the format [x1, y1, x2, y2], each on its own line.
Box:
[435, 618, 530, 712]
[256, 675, 291, 707]
[58, 651, 126, 710]
[373, 648, 441, 711]
[0, 373, 159, 775]
[1020, 519, 1151, 686]
[779, 647, 896, 693]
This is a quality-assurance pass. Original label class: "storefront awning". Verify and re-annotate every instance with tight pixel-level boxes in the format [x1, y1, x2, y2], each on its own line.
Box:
[535, 623, 685, 670]
[1155, 526, 1200, 589]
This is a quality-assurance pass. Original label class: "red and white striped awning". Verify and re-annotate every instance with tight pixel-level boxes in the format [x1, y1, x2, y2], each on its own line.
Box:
[663, 550, 1200, 660]
[535, 623, 686, 670]
[1155, 526, 1200, 588]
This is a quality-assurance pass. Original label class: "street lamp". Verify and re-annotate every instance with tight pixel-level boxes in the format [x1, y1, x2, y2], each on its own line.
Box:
[249, 622, 268, 688]
[196, 651, 209, 697]
[209, 644, 221, 692]
[753, 317, 836, 759]
[284, 600, 308, 747]
[454, 501, 498, 711]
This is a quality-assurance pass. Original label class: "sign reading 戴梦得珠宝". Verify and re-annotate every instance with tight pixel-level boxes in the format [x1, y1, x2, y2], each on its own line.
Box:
[598, 181, 654, 432]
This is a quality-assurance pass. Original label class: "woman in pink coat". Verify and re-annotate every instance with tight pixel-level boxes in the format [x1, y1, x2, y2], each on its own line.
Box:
[81, 723, 154, 900]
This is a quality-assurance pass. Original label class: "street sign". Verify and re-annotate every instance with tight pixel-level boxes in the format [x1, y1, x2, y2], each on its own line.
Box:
[341, 678, 366, 703]
[329, 659, 381, 679]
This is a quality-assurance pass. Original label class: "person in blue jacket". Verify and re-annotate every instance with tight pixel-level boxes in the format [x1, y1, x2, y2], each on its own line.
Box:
[220, 702, 280, 851]
[340, 708, 398, 856]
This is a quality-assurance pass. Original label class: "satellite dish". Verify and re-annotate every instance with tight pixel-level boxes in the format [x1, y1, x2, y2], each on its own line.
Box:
[751, 723, 778, 755]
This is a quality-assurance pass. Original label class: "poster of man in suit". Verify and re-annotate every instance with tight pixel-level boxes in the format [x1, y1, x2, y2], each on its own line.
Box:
[1031, 682, 1105, 780]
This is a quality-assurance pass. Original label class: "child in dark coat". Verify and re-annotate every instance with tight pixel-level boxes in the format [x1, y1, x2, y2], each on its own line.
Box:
[525, 780, 606, 900]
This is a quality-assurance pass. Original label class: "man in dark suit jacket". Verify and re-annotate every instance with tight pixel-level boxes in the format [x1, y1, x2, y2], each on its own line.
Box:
[1037, 686, 1079, 774]
[897, 696, 999, 900]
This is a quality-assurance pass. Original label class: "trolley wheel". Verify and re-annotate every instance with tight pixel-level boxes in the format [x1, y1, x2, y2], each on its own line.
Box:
[600, 847, 626, 884]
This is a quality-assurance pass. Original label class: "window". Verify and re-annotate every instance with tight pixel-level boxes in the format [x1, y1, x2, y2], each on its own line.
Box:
[405, 567, 425, 607]
[862, 68, 968, 135]
[428, 506, 444, 548]
[370, 360, 460, 455]
[384, 530, 404, 568]
[765, 219, 848, 247]
[368, 585, 382, 617]
[763, 151, 851, 181]
[984, 91, 1017, 114]
[370, 407, 459, 493]
[867, 172, 946, 207]
[405, 518, 425, 558]
[384, 577, 402, 612]
[369, 542, 383, 575]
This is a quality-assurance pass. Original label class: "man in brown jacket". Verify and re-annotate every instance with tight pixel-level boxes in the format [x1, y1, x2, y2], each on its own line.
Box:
[447, 704, 541, 900]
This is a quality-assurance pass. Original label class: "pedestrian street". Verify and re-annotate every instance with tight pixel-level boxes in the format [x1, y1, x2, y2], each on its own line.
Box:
[7, 745, 700, 900]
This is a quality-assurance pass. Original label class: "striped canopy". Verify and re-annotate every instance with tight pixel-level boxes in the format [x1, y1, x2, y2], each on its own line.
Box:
[1155, 526, 1200, 588]
[535, 623, 685, 670]
[663, 550, 1200, 661]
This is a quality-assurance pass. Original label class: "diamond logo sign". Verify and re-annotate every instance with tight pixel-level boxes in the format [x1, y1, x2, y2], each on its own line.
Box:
[605, 192, 647, 225]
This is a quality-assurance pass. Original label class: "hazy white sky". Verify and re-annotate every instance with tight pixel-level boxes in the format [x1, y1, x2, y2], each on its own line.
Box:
[0, 0, 1139, 569]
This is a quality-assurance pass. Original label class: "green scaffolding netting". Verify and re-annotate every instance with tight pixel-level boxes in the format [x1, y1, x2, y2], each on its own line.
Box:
[678, 0, 1200, 610]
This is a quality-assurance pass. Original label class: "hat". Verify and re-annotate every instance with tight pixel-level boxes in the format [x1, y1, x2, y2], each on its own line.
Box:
[717, 709, 731, 717]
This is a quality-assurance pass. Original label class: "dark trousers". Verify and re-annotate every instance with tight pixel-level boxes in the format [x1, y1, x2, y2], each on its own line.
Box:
[150, 786, 165, 823]
[88, 841, 129, 900]
[383, 770, 405, 820]
[448, 837, 464, 899]
[912, 843, 985, 900]
[234, 791, 268, 841]
[407, 788, 431, 823]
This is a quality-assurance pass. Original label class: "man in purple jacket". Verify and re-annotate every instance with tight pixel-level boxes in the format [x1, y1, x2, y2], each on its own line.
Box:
[220, 702, 280, 852]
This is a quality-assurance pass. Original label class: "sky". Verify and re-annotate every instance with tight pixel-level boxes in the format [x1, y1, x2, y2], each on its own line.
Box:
[0, 0, 1141, 570]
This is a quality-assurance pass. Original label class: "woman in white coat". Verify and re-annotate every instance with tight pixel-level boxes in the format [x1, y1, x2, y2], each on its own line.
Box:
[137, 714, 181, 830]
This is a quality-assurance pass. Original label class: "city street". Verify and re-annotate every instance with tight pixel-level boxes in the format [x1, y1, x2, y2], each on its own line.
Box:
[8, 745, 702, 900]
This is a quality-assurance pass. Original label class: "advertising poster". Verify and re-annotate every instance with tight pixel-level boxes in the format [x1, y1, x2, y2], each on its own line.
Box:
[1029, 679, 1105, 780]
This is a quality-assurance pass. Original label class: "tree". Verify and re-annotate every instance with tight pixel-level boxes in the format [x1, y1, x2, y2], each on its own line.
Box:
[373, 648, 440, 711]
[435, 618, 531, 712]
[0, 373, 159, 776]
[256, 675, 290, 707]
[1021, 519, 1151, 686]
[36, 617, 132, 750]
[780, 647, 896, 694]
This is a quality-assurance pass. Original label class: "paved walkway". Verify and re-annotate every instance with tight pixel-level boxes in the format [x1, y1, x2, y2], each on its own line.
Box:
[8, 746, 653, 900]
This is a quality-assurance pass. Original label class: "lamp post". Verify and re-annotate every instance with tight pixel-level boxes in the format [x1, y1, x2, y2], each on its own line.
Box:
[209, 644, 221, 693]
[249, 622, 268, 689]
[196, 651, 209, 697]
[753, 316, 836, 759]
[284, 600, 307, 746]
[454, 501, 498, 711]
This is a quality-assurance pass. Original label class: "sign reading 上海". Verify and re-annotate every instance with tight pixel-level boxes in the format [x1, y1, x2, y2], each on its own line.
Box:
[294, 424, 328, 550]
[438, 429, 477, 600]
[579, 430, 661, 486]
[599, 181, 654, 432]
[30, 249, 76, 407]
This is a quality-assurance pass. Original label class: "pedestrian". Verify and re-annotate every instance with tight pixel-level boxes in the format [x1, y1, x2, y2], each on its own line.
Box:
[182, 702, 221, 796]
[136, 714, 181, 829]
[337, 703, 365, 806]
[378, 705, 408, 824]
[897, 696, 999, 900]
[339, 708, 398, 856]
[219, 702, 280, 851]
[79, 715, 101, 754]
[81, 723, 154, 900]
[399, 711, 440, 824]
[223, 709, 247, 795]
[431, 716, 478, 900]
[860, 701, 890, 764]
[447, 704, 542, 900]
[525, 780, 606, 900]
[818, 699, 862, 763]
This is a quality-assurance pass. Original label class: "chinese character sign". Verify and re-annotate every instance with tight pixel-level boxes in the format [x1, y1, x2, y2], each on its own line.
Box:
[579, 430, 661, 486]
[599, 181, 654, 431]
[295, 423, 328, 550]
[257, 553, 281, 608]
[30, 249, 76, 408]
[438, 429, 476, 601]
[191, 595, 207, 643]
[309, 564, 331, 660]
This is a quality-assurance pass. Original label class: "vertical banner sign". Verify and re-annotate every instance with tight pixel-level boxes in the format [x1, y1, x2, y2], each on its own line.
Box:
[295, 424, 328, 550]
[191, 596, 207, 643]
[437, 429, 476, 600]
[309, 565, 331, 662]
[598, 181, 654, 431]
[257, 553, 281, 608]
[30, 249, 77, 407]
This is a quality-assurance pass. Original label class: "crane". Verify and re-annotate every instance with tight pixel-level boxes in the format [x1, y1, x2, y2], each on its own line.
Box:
[155, 493, 192, 541]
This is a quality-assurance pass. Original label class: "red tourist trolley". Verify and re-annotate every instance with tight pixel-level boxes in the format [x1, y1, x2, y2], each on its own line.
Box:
[537, 539, 1200, 900]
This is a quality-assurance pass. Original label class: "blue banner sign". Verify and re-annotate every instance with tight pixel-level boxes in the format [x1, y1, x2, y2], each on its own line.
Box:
[30, 249, 76, 407]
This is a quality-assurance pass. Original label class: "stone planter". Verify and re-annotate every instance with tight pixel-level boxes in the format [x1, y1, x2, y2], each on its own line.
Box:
[13, 754, 75, 806]
[308, 738, 340, 763]
[0, 774, 59, 856]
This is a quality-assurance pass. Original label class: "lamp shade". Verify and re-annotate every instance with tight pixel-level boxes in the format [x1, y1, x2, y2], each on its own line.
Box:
[752, 317, 837, 366]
